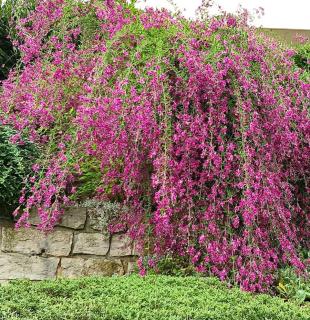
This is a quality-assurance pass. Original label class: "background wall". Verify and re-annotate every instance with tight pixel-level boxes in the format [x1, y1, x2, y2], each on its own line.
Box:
[260, 28, 310, 45]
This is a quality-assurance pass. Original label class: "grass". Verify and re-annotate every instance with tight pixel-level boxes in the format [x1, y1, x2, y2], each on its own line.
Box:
[0, 275, 309, 320]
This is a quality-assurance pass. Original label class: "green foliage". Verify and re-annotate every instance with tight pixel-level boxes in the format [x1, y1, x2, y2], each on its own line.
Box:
[72, 158, 103, 200]
[293, 42, 310, 80]
[294, 42, 310, 71]
[0, 125, 37, 211]
[0, 275, 309, 320]
[0, 0, 36, 80]
[0, 5, 15, 80]
[277, 267, 310, 305]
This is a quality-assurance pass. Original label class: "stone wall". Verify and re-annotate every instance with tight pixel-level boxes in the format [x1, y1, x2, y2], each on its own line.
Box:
[0, 207, 137, 282]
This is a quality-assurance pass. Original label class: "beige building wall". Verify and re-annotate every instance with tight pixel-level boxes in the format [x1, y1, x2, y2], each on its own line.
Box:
[260, 28, 310, 46]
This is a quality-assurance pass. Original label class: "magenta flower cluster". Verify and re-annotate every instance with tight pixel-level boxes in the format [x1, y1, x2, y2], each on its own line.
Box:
[0, 0, 309, 292]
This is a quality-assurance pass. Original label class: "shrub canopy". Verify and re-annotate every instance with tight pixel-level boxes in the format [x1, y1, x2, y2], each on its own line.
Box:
[0, 0, 309, 292]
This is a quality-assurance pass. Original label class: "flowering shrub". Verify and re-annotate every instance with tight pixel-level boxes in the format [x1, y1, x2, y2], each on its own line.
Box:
[0, 0, 309, 292]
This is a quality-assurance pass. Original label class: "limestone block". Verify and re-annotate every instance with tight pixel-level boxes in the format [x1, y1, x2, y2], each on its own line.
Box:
[28, 207, 87, 229]
[1, 227, 73, 256]
[73, 233, 109, 256]
[132, 241, 140, 256]
[58, 207, 87, 229]
[87, 208, 103, 232]
[59, 257, 124, 278]
[110, 234, 132, 256]
[0, 253, 59, 280]
[27, 209, 41, 225]
[85, 200, 122, 233]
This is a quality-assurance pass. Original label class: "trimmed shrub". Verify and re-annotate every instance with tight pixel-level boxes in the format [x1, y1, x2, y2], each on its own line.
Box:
[0, 275, 309, 320]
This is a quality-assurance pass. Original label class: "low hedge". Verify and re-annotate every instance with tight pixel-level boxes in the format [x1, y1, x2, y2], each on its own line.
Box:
[0, 275, 309, 320]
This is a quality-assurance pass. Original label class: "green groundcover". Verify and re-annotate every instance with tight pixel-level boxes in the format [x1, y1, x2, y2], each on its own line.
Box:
[0, 275, 309, 320]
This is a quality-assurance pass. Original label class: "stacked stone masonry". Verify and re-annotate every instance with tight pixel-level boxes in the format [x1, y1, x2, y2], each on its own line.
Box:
[0, 207, 137, 282]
